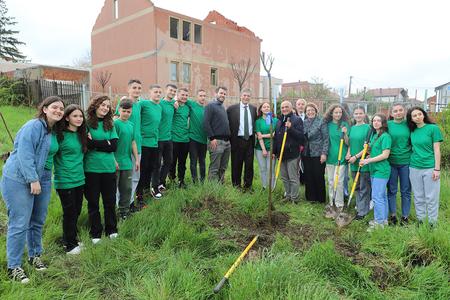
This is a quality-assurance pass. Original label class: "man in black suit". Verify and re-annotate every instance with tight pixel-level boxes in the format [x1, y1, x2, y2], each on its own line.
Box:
[227, 88, 257, 190]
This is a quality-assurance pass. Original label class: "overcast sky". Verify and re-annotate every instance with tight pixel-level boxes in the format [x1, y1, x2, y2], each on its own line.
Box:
[6, 0, 450, 100]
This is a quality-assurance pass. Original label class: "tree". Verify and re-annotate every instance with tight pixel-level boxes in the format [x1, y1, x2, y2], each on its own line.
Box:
[72, 49, 91, 68]
[302, 77, 332, 100]
[0, 0, 26, 62]
[94, 70, 112, 93]
[230, 58, 257, 93]
[260, 51, 275, 226]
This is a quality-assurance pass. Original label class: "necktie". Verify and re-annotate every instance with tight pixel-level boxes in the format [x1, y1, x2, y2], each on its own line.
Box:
[244, 105, 249, 140]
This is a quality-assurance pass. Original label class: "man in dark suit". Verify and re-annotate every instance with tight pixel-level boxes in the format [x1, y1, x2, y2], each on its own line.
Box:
[227, 88, 257, 190]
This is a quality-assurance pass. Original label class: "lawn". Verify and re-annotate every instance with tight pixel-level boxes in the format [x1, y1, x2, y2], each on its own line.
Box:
[0, 105, 449, 299]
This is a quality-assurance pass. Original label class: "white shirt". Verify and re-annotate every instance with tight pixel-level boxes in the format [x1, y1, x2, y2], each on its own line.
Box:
[238, 102, 253, 137]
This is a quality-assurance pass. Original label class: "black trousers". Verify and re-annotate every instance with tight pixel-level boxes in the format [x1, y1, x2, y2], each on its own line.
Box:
[158, 140, 173, 186]
[137, 146, 160, 194]
[56, 185, 84, 251]
[189, 139, 207, 183]
[84, 172, 117, 238]
[303, 156, 326, 203]
[170, 141, 189, 183]
[230, 136, 254, 188]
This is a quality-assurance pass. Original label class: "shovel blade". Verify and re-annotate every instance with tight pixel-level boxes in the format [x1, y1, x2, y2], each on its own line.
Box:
[335, 212, 354, 227]
[324, 204, 338, 219]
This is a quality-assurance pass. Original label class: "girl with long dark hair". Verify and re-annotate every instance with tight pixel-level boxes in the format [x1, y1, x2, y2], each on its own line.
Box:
[85, 95, 119, 244]
[54, 104, 87, 254]
[406, 107, 442, 225]
[1, 96, 65, 283]
[360, 113, 391, 231]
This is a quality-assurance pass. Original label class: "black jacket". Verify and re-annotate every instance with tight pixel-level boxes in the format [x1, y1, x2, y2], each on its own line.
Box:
[226, 102, 257, 144]
[203, 99, 231, 140]
[273, 113, 305, 160]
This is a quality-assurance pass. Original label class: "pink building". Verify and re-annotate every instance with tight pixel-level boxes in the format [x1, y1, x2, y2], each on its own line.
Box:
[91, 0, 261, 100]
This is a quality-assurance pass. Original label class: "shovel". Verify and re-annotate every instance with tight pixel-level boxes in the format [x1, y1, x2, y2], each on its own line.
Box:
[324, 131, 345, 219]
[0, 112, 14, 161]
[336, 129, 373, 227]
[272, 117, 289, 192]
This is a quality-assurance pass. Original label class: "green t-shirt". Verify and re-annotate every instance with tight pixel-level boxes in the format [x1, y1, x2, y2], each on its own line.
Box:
[255, 116, 278, 151]
[53, 131, 85, 189]
[45, 133, 59, 170]
[140, 100, 162, 148]
[410, 124, 443, 169]
[115, 100, 141, 154]
[348, 123, 371, 172]
[159, 99, 175, 141]
[84, 121, 119, 173]
[187, 99, 207, 144]
[326, 121, 350, 165]
[114, 119, 135, 171]
[369, 132, 392, 179]
[387, 120, 411, 165]
[172, 103, 190, 143]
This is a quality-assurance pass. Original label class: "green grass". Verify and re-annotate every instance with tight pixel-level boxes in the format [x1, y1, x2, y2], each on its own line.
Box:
[0, 105, 449, 299]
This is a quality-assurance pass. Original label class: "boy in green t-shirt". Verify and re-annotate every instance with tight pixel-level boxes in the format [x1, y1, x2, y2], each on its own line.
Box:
[136, 84, 163, 204]
[114, 99, 139, 219]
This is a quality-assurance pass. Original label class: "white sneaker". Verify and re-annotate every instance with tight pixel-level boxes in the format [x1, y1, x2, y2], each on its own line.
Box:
[92, 238, 101, 244]
[66, 245, 82, 255]
[109, 233, 118, 239]
[369, 200, 374, 210]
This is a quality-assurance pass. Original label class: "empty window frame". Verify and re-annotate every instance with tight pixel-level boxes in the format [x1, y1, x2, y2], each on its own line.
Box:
[113, 0, 119, 19]
[183, 63, 191, 83]
[170, 61, 179, 82]
[210, 68, 218, 86]
[182, 21, 191, 41]
[170, 17, 179, 39]
[194, 24, 202, 44]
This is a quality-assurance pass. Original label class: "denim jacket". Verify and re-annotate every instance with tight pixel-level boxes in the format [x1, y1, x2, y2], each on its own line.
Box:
[2, 118, 51, 184]
[303, 116, 329, 157]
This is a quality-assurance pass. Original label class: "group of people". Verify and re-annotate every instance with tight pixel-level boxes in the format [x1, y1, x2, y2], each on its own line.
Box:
[0, 79, 443, 284]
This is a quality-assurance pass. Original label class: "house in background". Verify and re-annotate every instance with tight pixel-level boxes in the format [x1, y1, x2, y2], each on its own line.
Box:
[367, 88, 408, 102]
[281, 80, 324, 98]
[434, 82, 450, 112]
[91, 0, 261, 101]
[427, 95, 437, 112]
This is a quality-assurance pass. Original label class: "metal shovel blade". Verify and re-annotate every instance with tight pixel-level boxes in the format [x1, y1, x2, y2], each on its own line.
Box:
[324, 204, 338, 219]
[335, 211, 354, 227]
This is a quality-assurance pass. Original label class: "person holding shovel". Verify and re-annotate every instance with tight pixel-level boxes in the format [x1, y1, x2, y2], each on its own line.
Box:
[324, 104, 350, 209]
[360, 114, 392, 231]
[346, 106, 372, 220]
[273, 101, 305, 203]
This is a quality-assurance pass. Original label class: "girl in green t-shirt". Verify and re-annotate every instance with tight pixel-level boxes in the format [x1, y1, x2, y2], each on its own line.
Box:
[346, 106, 372, 219]
[54, 104, 87, 255]
[254, 102, 277, 189]
[323, 104, 350, 209]
[360, 114, 391, 231]
[85, 95, 119, 243]
[406, 107, 443, 225]
[387, 103, 412, 225]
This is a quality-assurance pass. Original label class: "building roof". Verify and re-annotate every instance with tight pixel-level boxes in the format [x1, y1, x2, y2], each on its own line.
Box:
[427, 95, 437, 103]
[0, 60, 89, 73]
[204, 10, 260, 39]
[368, 88, 406, 97]
[435, 82, 450, 90]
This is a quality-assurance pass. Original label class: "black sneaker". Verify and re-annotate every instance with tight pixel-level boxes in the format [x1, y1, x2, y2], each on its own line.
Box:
[388, 215, 398, 225]
[400, 216, 409, 226]
[29, 256, 47, 271]
[8, 267, 30, 284]
[129, 202, 139, 213]
[355, 214, 365, 220]
[151, 188, 162, 199]
[158, 184, 167, 193]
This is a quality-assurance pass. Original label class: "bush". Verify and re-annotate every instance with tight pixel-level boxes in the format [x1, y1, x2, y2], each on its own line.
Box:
[0, 76, 26, 106]
[433, 110, 450, 168]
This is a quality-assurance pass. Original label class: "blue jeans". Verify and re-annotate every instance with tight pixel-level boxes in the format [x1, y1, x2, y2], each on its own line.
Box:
[1, 169, 52, 268]
[387, 164, 411, 217]
[371, 177, 389, 224]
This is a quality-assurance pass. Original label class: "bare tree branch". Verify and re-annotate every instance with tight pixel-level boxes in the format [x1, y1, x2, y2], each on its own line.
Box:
[230, 58, 257, 93]
[94, 70, 112, 93]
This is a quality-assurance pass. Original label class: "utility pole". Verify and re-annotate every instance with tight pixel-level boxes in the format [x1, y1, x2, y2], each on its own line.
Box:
[348, 75, 353, 97]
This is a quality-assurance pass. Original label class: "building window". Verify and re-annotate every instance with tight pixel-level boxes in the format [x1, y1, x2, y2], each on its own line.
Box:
[170, 61, 179, 82]
[182, 21, 191, 41]
[113, 0, 119, 19]
[194, 24, 202, 44]
[182, 63, 191, 83]
[170, 17, 179, 39]
[210, 68, 218, 86]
